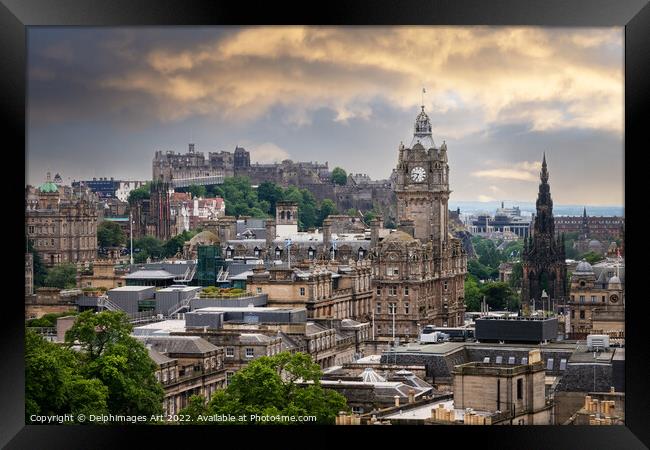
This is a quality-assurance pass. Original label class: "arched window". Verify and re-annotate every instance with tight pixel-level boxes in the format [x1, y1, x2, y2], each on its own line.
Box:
[280, 211, 286, 220]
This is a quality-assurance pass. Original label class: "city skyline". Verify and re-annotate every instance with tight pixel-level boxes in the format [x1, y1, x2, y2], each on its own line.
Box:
[27, 26, 624, 206]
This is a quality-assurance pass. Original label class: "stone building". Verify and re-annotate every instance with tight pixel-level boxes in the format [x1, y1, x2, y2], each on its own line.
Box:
[25, 173, 99, 266]
[245, 260, 373, 322]
[137, 335, 227, 416]
[452, 349, 552, 425]
[78, 259, 127, 290]
[566, 259, 624, 338]
[371, 105, 467, 339]
[555, 207, 624, 240]
[521, 155, 567, 310]
[25, 253, 34, 295]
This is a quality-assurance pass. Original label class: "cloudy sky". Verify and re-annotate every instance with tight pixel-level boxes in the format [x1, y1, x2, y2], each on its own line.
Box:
[27, 26, 624, 206]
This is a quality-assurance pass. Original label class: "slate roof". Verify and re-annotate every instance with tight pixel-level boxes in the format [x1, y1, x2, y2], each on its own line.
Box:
[136, 336, 218, 355]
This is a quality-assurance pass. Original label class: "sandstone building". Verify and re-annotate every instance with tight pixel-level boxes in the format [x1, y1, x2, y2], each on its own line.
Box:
[25, 173, 99, 266]
[371, 106, 467, 339]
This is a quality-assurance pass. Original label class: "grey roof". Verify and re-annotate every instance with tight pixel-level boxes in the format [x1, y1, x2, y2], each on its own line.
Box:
[125, 269, 176, 280]
[239, 333, 274, 344]
[305, 322, 330, 335]
[277, 331, 302, 351]
[361, 367, 386, 383]
[575, 261, 594, 274]
[147, 347, 176, 366]
[136, 336, 218, 355]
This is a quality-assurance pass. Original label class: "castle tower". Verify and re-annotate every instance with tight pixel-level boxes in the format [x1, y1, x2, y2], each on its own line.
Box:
[521, 154, 567, 310]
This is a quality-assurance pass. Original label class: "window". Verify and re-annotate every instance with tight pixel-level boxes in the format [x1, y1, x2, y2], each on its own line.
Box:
[495, 356, 503, 364]
[389, 286, 397, 296]
[226, 347, 234, 357]
[571, 310, 575, 319]
[404, 286, 409, 296]
[226, 371, 234, 385]
[376, 286, 381, 296]
[256, 287, 262, 294]
[591, 296, 596, 304]
[300, 287, 305, 296]
[508, 356, 515, 364]
[254, 248, 260, 257]
[275, 249, 281, 258]
[580, 310, 585, 319]
[404, 303, 409, 314]
[521, 357, 528, 365]
[559, 359, 567, 370]
[444, 281, 448, 291]
[28, 226, 34, 233]
[517, 378, 523, 400]
[483, 357, 490, 363]
[602, 296, 606, 303]
[388, 303, 397, 315]
[245, 348, 254, 358]
[579, 295, 585, 304]
[387, 267, 399, 276]
[376, 303, 381, 314]
[546, 358, 554, 370]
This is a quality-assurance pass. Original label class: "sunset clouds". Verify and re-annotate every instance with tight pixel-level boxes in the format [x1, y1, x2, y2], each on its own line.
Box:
[27, 27, 624, 205]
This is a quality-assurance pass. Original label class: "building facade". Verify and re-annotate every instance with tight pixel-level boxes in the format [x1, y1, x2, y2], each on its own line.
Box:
[521, 155, 567, 310]
[26, 173, 99, 266]
[555, 208, 624, 240]
[566, 260, 624, 338]
[372, 106, 467, 339]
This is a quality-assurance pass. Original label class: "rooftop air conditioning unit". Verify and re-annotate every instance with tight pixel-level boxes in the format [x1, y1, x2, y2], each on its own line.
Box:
[587, 334, 610, 352]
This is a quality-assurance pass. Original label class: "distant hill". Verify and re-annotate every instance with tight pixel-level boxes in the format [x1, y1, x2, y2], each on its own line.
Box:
[450, 200, 623, 217]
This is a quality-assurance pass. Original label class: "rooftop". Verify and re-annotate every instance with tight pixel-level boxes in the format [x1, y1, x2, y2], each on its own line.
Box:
[125, 270, 176, 280]
[109, 285, 155, 292]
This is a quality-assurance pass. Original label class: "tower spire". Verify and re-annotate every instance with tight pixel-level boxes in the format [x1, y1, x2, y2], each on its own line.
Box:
[540, 153, 548, 183]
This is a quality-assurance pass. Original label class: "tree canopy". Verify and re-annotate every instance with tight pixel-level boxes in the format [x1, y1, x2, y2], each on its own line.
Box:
[127, 183, 150, 204]
[97, 220, 126, 248]
[27, 239, 48, 289]
[26, 310, 164, 422]
[330, 167, 347, 186]
[44, 263, 78, 289]
[64, 310, 164, 417]
[180, 352, 348, 425]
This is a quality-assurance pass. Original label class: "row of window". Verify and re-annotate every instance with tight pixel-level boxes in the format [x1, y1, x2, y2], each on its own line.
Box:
[483, 356, 567, 371]
[376, 302, 410, 315]
[572, 295, 607, 304]
[225, 347, 255, 358]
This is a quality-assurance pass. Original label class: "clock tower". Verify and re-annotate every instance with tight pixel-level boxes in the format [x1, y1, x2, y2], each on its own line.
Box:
[395, 105, 450, 246]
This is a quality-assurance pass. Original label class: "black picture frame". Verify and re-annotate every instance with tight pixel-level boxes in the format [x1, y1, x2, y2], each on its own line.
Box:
[2, 0, 647, 448]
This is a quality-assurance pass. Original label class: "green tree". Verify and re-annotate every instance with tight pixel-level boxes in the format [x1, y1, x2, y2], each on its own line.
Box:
[257, 181, 284, 213]
[202, 352, 348, 424]
[481, 282, 520, 311]
[164, 230, 197, 258]
[27, 240, 47, 289]
[128, 183, 150, 204]
[464, 275, 482, 312]
[346, 208, 358, 217]
[363, 210, 377, 224]
[508, 262, 523, 290]
[188, 184, 207, 199]
[65, 311, 164, 417]
[581, 251, 604, 265]
[134, 236, 165, 262]
[97, 221, 126, 248]
[44, 263, 78, 289]
[317, 199, 338, 226]
[330, 167, 347, 186]
[25, 329, 109, 421]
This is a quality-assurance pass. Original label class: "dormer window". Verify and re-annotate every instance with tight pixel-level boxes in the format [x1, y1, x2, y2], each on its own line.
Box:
[275, 247, 282, 259]
[308, 248, 316, 260]
[254, 247, 261, 257]
[226, 247, 233, 258]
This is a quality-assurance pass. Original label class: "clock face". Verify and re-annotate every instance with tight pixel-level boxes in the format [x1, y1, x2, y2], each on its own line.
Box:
[410, 166, 426, 182]
[610, 295, 619, 303]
